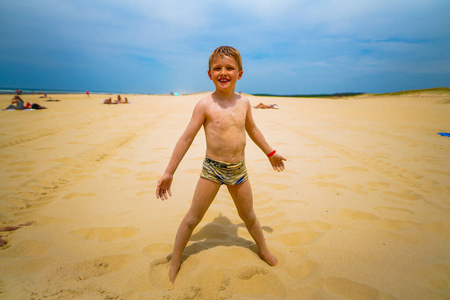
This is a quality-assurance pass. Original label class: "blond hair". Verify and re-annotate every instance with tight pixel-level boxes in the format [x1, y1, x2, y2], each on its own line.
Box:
[208, 46, 243, 71]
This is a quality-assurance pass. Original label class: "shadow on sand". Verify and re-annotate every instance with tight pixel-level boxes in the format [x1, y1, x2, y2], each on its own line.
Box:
[166, 213, 274, 264]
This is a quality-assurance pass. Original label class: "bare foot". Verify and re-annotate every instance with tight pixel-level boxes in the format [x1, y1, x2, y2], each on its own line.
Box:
[259, 251, 278, 266]
[168, 261, 180, 284]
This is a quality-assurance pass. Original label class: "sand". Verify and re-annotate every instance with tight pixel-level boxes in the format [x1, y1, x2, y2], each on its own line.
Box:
[0, 91, 449, 299]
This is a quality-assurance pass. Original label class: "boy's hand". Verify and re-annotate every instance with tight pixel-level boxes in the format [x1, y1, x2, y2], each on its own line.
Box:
[269, 153, 286, 172]
[156, 174, 173, 200]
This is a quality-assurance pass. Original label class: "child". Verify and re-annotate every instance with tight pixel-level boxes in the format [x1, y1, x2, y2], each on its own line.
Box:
[156, 46, 286, 283]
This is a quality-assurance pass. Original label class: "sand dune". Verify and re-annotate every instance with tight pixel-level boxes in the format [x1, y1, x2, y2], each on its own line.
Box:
[1, 91, 449, 299]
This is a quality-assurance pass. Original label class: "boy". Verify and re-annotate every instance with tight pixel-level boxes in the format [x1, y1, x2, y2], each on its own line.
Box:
[156, 46, 286, 283]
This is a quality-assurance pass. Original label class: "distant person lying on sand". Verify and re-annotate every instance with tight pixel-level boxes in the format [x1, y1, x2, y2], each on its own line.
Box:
[23, 102, 47, 109]
[103, 96, 129, 104]
[253, 103, 279, 109]
[31, 103, 47, 109]
[4, 96, 24, 110]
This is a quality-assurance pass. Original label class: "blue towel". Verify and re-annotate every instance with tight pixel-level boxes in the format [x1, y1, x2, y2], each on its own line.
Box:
[438, 132, 450, 137]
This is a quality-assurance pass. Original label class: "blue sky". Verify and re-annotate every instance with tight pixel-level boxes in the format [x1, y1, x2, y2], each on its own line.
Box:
[1, 0, 449, 94]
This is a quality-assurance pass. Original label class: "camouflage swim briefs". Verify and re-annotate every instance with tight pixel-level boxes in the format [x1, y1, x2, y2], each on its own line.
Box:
[200, 157, 248, 185]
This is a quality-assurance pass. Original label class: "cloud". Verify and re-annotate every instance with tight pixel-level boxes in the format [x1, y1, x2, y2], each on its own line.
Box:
[0, 0, 449, 93]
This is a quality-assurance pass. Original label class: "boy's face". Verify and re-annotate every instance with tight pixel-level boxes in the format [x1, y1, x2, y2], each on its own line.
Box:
[208, 55, 243, 93]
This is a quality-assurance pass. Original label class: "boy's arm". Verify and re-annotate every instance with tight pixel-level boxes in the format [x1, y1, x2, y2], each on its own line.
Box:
[244, 99, 286, 172]
[156, 100, 207, 200]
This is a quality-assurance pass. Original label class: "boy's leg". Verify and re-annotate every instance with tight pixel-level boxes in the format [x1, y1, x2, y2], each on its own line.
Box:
[169, 177, 221, 283]
[227, 180, 278, 266]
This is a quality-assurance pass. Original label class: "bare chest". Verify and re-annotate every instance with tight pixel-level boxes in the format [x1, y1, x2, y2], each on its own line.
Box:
[207, 103, 247, 131]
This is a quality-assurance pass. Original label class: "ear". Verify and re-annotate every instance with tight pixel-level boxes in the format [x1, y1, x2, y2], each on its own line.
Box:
[207, 70, 212, 80]
[238, 70, 243, 80]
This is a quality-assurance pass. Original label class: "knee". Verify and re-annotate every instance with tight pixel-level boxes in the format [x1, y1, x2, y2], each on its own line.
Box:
[183, 214, 202, 230]
[239, 210, 257, 225]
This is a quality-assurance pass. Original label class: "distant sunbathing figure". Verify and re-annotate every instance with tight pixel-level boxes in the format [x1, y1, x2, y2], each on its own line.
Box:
[103, 98, 112, 104]
[31, 103, 47, 109]
[123, 97, 129, 103]
[253, 103, 279, 109]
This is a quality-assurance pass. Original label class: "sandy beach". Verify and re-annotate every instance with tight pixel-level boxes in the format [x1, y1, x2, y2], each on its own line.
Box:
[0, 90, 449, 299]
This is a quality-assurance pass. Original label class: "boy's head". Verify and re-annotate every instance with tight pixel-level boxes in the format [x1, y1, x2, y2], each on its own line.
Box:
[209, 46, 243, 72]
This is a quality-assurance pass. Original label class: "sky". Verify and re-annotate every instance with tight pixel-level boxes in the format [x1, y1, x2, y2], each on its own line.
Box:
[0, 0, 449, 95]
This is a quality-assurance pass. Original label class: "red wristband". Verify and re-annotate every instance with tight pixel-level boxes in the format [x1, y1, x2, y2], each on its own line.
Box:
[267, 150, 276, 158]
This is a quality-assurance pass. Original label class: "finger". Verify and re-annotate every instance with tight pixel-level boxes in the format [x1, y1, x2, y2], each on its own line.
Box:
[168, 188, 172, 197]
[156, 180, 162, 199]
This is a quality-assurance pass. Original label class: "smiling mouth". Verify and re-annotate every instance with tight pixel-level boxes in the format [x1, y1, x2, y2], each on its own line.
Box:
[219, 78, 230, 82]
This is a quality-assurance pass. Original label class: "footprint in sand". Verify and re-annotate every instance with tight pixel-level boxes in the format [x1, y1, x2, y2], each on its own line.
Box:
[374, 206, 413, 215]
[63, 192, 97, 200]
[183, 169, 201, 174]
[16, 167, 35, 172]
[71, 227, 139, 242]
[276, 199, 308, 206]
[420, 155, 443, 163]
[292, 220, 332, 231]
[136, 190, 153, 197]
[229, 265, 286, 298]
[423, 169, 450, 176]
[366, 181, 391, 191]
[135, 171, 160, 181]
[266, 183, 290, 191]
[5, 239, 50, 257]
[148, 257, 173, 290]
[110, 167, 134, 175]
[310, 174, 339, 180]
[382, 191, 421, 201]
[60, 254, 130, 281]
[138, 161, 157, 165]
[305, 159, 321, 163]
[341, 166, 369, 172]
[8, 160, 37, 166]
[338, 209, 380, 221]
[418, 264, 450, 292]
[323, 277, 395, 299]
[271, 230, 324, 247]
[143, 243, 173, 256]
[285, 259, 317, 281]
[311, 181, 347, 193]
